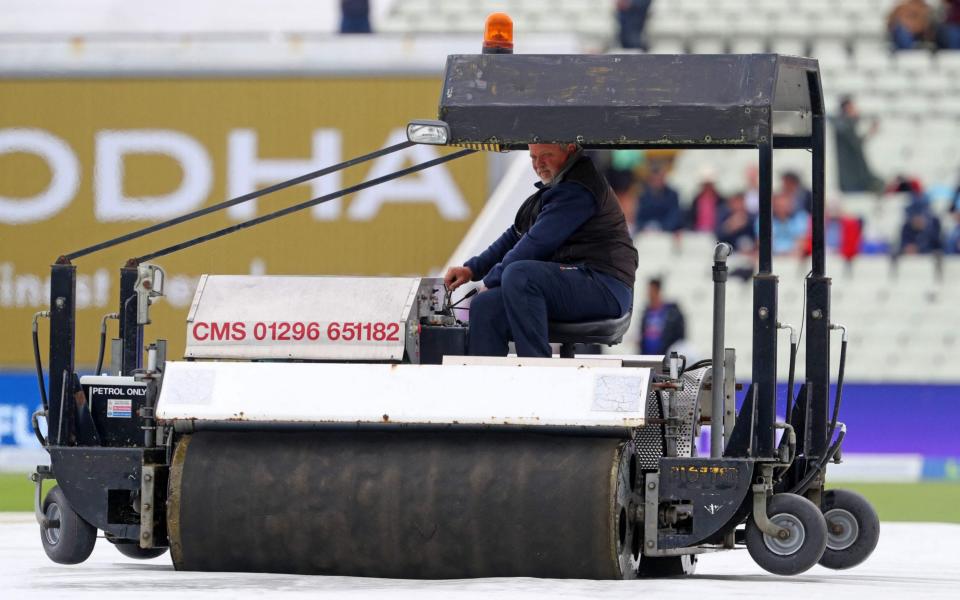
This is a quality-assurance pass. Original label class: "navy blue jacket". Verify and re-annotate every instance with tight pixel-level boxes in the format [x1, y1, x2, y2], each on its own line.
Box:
[465, 181, 596, 289]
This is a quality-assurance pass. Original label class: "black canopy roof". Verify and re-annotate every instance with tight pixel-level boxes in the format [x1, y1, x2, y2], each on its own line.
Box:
[438, 53, 821, 150]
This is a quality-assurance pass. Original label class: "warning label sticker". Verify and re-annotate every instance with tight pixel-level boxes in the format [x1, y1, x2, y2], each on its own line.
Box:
[107, 399, 133, 418]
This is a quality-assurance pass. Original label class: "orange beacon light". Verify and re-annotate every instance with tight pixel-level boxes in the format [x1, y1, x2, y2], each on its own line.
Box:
[482, 12, 514, 54]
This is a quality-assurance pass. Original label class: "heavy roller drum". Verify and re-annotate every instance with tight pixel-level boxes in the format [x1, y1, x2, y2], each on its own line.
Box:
[167, 429, 641, 578]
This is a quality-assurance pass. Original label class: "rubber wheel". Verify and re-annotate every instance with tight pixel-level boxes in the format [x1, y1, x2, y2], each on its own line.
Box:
[637, 554, 697, 578]
[113, 542, 168, 560]
[40, 485, 97, 565]
[745, 493, 827, 576]
[818, 489, 880, 570]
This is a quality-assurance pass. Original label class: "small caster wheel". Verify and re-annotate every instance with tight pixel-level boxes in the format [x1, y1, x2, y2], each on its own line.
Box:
[113, 541, 168, 560]
[40, 486, 97, 565]
[637, 554, 697, 578]
[746, 493, 827, 576]
[818, 489, 880, 570]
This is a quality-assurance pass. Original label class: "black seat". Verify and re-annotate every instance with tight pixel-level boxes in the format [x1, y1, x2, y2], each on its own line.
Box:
[548, 311, 633, 358]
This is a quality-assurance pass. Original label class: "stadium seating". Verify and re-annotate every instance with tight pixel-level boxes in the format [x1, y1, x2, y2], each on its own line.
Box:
[623, 232, 959, 383]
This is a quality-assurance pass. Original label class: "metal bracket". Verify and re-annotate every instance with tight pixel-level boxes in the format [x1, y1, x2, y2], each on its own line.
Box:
[31, 465, 55, 528]
[133, 264, 165, 326]
[140, 465, 156, 548]
[723, 348, 736, 448]
[643, 472, 660, 554]
[750, 467, 790, 540]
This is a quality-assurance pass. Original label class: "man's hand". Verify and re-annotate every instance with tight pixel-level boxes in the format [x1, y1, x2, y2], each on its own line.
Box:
[444, 266, 473, 291]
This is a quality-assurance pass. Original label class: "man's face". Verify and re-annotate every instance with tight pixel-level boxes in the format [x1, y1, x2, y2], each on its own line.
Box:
[529, 144, 575, 183]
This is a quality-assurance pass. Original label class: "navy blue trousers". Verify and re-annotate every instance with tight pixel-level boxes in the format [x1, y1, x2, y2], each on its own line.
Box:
[468, 260, 622, 357]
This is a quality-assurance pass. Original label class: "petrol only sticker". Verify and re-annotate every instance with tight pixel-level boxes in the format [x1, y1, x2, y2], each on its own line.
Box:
[106, 399, 133, 418]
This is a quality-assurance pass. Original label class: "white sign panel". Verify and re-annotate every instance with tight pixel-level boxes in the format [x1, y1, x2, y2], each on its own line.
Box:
[184, 275, 426, 361]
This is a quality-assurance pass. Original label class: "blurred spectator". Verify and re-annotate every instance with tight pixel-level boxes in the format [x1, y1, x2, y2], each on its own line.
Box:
[936, 0, 960, 48]
[635, 167, 683, 232]
[639, 278, 686, 355]
[781, 171, 812, 214]
[899, 200, 943, 254]
[715, 192, 757, 251]
[888, 0, 933, 49]
[832, 97, 884, 193]
[341, 0, 371, 34]
[687, 166, 726, 232]
[767, 193, 809, 256]
[617, 0, 652, 50]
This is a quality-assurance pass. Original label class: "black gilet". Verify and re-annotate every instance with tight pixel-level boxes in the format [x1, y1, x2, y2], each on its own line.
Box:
[513, 156, 639, 288]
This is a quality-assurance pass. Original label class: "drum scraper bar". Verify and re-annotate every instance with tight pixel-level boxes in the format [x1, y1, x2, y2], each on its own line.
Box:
[156, 361, 649, 430]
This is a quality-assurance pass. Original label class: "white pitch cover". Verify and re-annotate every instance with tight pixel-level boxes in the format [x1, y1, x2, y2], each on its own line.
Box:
[156, 361, 649, 428]
[184, 275, 421, 361]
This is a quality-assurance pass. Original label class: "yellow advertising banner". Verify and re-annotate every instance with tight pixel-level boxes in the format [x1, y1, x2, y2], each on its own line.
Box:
[0, 77, 487, 367]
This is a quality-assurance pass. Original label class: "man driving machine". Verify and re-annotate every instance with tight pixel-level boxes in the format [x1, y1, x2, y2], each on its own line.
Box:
[445, 143, 638, 357]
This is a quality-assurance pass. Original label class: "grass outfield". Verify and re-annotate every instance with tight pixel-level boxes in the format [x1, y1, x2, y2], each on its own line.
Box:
[0, 472, 958, 522]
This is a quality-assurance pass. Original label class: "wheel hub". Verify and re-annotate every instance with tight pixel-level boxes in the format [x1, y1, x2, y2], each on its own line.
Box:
[43, 503, 61, 546]
[824, 508, 859, 551]
[763, 512, 806, 556]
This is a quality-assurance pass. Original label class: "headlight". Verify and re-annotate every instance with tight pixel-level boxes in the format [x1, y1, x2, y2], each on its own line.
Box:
[406, 120, 450, 145]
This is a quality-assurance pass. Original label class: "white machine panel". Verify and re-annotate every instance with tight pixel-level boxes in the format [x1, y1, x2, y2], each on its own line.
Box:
[156, 361, 649, 428]
[184, 275, 430, 361]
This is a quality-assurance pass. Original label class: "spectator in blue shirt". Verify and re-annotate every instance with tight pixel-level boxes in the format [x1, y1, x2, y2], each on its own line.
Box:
[764, 193, 809, 256]
[782, 171, 813, 214]
[636, 168, 683, 232]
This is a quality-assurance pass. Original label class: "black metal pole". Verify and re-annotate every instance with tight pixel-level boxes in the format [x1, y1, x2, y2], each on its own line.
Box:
[119, 266, 142, 375]
[48, 263, 76, 446]
[757, 141, 773, 275]
[64, 141, 415, 261]
[806, 112, 831, 459]
[752, 141, 777, 458]
[135, 148, 476, 263]
[811, 116, 826, 277]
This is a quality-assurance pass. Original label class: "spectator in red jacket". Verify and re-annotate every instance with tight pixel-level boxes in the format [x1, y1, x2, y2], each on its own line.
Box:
[687, 166, 726, 232]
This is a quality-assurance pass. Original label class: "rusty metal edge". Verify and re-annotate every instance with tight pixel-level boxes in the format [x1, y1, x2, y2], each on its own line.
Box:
[166, 433, 191, 570]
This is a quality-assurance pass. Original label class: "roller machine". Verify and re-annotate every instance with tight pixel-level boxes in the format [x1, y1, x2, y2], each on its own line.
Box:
[27, 20, 879, 578]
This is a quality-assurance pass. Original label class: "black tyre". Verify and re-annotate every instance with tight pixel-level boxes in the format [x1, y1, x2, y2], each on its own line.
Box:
[745, 493, 827, 576]
[637, 554, 697, 578]
[113, 541, 168, 560]
[818, 489, 880, 570]
[40, 485, 97, 565]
